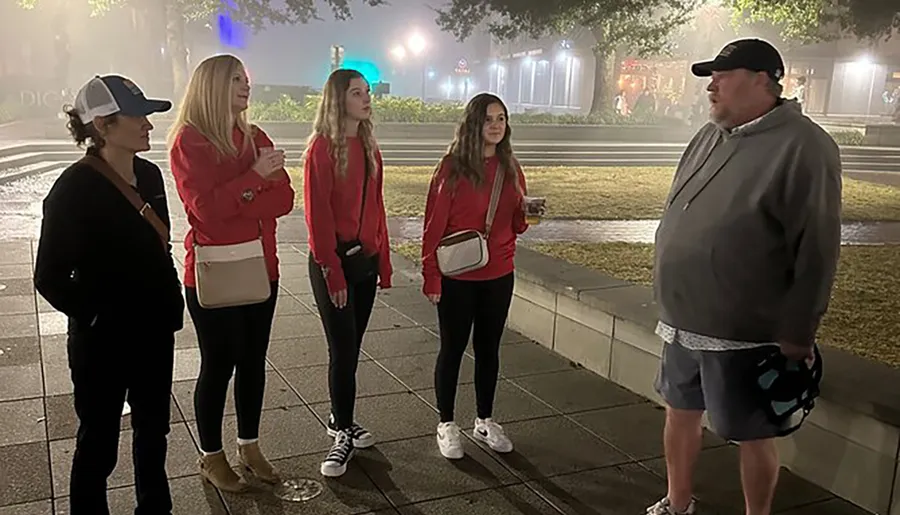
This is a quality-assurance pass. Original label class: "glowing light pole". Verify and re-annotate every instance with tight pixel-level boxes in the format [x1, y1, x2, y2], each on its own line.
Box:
[389, 31, 429, 100]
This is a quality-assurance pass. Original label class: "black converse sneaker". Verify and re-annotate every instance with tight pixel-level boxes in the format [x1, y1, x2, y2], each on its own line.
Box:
[320, 430, 355, 478]
[327, 414, 375, 449]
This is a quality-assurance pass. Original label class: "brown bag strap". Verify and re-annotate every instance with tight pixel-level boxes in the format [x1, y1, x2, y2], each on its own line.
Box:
[484, 164, 505, 237]
[79, 155, 169, 250]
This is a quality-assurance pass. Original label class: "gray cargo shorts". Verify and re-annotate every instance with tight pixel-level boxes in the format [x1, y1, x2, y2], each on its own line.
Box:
[654, 340, 786, 441]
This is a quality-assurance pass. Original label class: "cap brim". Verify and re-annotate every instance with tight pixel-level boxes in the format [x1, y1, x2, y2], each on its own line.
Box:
[120, 99, 172, 117]
[691, 59, 741, 77]
[143, 99, 173, 115]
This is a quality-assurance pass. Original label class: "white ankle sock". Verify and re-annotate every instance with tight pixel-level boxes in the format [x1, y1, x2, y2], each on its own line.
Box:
[202, 448, 223, 456]
[237, 437, 259, 446]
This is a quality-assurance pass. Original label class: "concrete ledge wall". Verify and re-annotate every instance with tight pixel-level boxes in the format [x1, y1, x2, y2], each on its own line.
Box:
[509, 247, 900, 514]
[865, 124, 900, 147]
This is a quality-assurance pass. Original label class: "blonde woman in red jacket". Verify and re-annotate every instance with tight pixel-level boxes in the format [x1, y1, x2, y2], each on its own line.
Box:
[168, 54, 294, 492]
[421, 93, 530, 461]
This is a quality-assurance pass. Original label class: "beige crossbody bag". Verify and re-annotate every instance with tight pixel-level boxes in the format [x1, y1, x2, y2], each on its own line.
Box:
[194, 130, 272, 309]
[435, 165, 505, 277]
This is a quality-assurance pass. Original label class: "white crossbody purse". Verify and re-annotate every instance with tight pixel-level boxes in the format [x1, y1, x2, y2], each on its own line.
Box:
[435, 165, 505, 277]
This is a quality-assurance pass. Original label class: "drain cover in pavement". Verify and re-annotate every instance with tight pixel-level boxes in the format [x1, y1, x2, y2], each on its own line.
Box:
[273, 477, 324, 502]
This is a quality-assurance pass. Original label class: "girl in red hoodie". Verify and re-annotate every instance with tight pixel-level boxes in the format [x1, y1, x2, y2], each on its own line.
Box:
[168, 54, 294, 491]
[304, 69, 392, 478]
[421, 93, 530, 460]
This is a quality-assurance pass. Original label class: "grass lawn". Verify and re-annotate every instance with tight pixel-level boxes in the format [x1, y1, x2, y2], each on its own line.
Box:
[289, 166, 900, 222]
[390, 241, 900, 368]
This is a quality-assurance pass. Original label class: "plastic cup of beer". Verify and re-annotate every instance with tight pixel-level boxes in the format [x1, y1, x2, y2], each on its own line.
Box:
[523, 196, 546, 225]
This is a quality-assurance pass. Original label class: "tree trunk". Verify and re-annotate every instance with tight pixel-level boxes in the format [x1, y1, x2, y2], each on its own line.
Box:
[164, 0, 188, 99]
[589, 50, 610, 114]
[588, 25, 612, 115]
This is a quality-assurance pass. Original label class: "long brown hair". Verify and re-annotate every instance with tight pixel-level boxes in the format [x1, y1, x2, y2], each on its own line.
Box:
[441, 93, 518, 189]
[305, 69, 378, 178]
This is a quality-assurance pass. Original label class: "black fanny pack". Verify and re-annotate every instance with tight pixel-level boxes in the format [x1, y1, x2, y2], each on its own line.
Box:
[337, 239, 378, 285]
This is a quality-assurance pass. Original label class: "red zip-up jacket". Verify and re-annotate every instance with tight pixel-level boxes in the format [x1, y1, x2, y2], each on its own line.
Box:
[304, 134, 392, 294]
[170, 125, 295, 288]
[422, 155, 528, 296]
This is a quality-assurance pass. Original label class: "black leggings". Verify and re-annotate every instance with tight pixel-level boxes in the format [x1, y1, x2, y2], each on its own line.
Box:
[435, 273, 515, 423]
[185, 281, 278, 452]
[308, 254, 378, 430]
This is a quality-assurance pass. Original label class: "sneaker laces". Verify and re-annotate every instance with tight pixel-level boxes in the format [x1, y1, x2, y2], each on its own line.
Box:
[440, 422, 461, 440]
[325, 431, 353, 463]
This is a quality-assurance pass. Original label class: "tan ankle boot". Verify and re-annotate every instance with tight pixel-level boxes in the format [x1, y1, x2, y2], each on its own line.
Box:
[238, 442, 279, 484]
[198, 451, 248, 492]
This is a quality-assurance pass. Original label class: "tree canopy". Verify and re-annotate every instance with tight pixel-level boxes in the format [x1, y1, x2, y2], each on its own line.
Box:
[17, 0, 386, 29]
[729, 0, 900, 43]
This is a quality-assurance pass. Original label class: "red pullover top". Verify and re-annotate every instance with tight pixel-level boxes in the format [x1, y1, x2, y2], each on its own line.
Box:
[422, 155, 528, 296]
[304, 134, 392, 294]
[170, 125, 295, 288]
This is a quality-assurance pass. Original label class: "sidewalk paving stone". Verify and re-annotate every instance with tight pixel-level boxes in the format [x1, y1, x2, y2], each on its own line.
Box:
[510, 368, 644, 414]
[0, 398, 45, 447]
[0, 336, 40, 367]
[0, 442, 52, 506]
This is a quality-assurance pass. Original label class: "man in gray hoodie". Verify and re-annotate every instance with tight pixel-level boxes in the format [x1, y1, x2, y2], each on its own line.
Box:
[647, 39, 842, 515]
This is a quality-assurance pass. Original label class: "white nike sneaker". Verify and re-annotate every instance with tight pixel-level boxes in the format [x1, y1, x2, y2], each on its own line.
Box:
[436, 422, 464, 460]
[472, 418, 513, 453]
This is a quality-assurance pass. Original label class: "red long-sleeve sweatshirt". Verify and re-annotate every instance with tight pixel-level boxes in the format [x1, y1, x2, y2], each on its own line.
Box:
[421, 155, 528, 296]
[170, 125, 295, 288]
[304, 134, 393, 294]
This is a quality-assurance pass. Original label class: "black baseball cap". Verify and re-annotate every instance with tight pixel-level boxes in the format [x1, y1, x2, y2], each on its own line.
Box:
[691, 39, 785, 82]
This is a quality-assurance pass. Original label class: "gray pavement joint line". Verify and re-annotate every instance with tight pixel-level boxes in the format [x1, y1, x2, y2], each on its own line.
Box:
[30, 239, 58, 512]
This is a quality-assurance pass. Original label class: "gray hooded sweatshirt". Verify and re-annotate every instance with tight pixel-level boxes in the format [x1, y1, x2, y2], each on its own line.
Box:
[653, 99, 842, 348]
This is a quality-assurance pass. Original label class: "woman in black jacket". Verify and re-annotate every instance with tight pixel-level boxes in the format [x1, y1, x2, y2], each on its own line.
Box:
[33, 75, 184, 515]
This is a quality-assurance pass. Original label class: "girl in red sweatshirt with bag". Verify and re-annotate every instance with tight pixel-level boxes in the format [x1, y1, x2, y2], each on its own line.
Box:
[168, 55, 294, 491]
[304, 69, 392, 478]
[421, 93, 531, 461]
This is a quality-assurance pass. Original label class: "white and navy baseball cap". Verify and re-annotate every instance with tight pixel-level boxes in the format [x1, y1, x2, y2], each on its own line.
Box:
[74, 75, 172, 124]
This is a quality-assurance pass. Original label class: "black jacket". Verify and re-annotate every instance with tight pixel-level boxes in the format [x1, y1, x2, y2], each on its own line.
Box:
[34, 149, 185, 335]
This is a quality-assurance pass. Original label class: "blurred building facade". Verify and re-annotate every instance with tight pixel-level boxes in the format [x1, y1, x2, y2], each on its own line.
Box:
[468, 7, 900, 120]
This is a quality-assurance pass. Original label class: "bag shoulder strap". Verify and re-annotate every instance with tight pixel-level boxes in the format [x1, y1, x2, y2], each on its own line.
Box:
[79, 155, 169, 250]
[355, 149, 371, 241]
[484, 164, 505, 237]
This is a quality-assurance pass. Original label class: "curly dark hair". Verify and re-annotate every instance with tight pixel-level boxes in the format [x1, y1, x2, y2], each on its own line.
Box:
[63, 105, 115, 148]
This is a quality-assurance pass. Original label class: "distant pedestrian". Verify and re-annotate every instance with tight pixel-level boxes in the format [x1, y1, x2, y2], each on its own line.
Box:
[304, 68, 393, 478]
[421, 93, 542, 460]
[34, 75, 183, 515]
[648, 38, 841, 515]
[168, 54, 295, 491]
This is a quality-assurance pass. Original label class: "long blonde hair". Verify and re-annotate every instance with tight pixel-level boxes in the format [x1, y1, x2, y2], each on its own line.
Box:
[167, 54, 253, 157]
[305, 69, 378, 178]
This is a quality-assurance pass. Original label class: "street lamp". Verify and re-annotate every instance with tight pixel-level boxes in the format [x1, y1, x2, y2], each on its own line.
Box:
[388, 31, 429, 100]
[390, 45, 407, 62]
